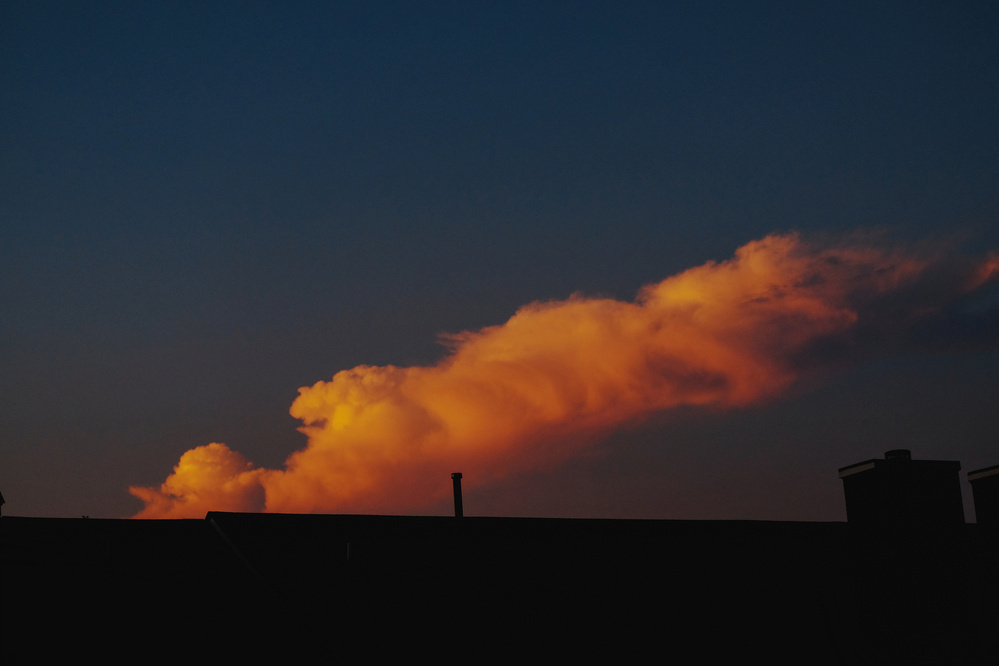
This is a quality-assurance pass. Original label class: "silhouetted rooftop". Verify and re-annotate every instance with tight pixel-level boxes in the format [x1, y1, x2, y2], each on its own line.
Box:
[2, 512, 996, 665]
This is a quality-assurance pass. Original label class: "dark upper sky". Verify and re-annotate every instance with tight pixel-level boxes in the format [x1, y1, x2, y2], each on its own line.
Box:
[2, 1, 998, 520]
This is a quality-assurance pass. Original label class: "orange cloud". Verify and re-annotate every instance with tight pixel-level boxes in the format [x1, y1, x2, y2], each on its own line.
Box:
[130, 443, 266, 519]
[130, 232, 999, 518]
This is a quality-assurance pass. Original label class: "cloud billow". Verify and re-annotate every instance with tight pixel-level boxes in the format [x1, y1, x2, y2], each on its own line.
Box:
[130, 232, 999, 518]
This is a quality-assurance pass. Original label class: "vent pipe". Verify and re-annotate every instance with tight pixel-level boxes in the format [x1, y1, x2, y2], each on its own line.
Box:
[451, 472, 463, 518]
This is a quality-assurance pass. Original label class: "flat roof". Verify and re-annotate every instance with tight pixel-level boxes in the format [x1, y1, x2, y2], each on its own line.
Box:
[968, 464, 999, 481]
[838, 457, 961, 479]
[838, 460, 877, 478]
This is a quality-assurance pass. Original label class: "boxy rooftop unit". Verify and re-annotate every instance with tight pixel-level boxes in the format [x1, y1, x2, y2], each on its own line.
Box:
[838, 449, 964, 526]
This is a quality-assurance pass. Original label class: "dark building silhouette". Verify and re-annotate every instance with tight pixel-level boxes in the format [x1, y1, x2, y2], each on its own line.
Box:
[838, 449, 964, 526]
[3, 466, 997, 665]
[4, 511, 998, 666]
[968, 464, 999, 526]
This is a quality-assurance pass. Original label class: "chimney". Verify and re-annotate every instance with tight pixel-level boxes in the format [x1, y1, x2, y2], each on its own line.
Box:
[967, 464, 999, 526]
[451, 472, 463, 518]
[838, 449, 964, 526]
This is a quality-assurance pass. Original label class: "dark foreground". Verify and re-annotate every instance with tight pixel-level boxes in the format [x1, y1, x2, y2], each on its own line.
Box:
[2, 513, 996, 665]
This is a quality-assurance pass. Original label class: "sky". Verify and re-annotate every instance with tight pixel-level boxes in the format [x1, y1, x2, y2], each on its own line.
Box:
[2, 1, 998, 521]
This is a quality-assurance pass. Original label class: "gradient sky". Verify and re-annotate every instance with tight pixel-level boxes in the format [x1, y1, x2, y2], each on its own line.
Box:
[2, 1, 998, 520]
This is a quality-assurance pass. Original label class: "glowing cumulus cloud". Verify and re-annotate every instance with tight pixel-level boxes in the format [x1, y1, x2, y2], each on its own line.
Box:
[130, 232, 999, 518]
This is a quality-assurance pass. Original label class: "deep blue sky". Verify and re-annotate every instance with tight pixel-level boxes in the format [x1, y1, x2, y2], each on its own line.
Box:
[2, 1, 998, 519]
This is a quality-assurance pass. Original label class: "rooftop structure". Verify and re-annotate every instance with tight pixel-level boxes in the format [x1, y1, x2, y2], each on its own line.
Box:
[968, 463, 999, 526]
[838, 449, 964, 526]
